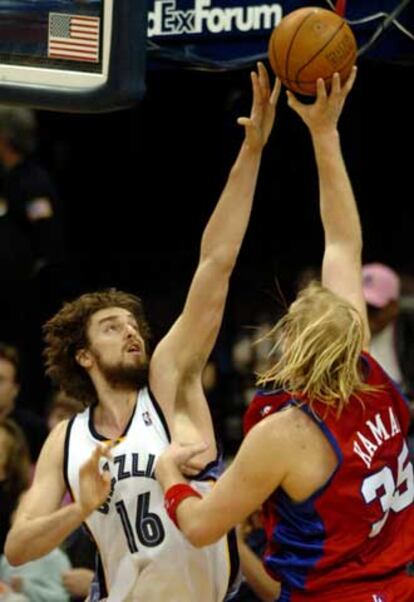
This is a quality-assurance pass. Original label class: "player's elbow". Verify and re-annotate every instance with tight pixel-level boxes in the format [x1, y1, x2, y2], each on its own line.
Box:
[4, 535, 26, 566]
[200, 244, 240, 274]
[183, 520, 222, 548]
[4, 527, 37, 567]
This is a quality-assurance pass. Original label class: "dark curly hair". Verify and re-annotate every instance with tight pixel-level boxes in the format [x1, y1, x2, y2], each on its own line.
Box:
[43, 289, 152, 406]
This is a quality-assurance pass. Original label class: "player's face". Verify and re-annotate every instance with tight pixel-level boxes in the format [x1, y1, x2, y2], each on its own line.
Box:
[85, 307, 148, 387]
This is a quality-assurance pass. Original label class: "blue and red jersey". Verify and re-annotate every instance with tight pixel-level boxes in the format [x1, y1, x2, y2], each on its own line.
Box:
[244, 352, 414, 601]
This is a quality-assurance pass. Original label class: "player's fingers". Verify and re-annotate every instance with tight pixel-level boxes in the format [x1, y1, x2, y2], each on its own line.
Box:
[269, 77, 282, 106]
[250, 71, 263, 113]
[257, 61, 270, 98]
[237, 117, 252, 129]
[182, 456, 206, 471]
[181, 465, 202, 477]
[286, 89, 301, 111]
[102, 470, 112, 484]
[331, 72, 341, 96]
[90, 443, 111, 466]
[182, 441, 209, 462]
[344, 65, 357, 94]
[316, 77, 327, 102]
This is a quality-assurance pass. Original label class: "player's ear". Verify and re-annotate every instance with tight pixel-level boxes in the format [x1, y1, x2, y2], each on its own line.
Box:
[76, 348, 93, 369]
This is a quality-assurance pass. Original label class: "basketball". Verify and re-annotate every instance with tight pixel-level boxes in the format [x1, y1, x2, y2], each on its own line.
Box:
[268, 7, 357, 96]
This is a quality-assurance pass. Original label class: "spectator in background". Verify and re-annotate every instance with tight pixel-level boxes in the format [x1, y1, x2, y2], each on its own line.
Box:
[0, 343, 48, 462]
[362, 263, 414, 397]
[362, 262, 414, 455]
[46, 390, 83, 433]
[0, 420, 31, 556]
[0, 106, 64, 345]
[0, 581, 27, 601]
[0, 549, 71, 602]
[0, 105, 63, 271]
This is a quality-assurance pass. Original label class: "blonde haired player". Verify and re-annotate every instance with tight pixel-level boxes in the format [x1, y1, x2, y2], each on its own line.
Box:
[156, 67, 414, 602]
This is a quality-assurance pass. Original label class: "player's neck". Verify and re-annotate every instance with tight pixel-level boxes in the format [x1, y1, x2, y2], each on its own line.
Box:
[94, 383, 137, 436]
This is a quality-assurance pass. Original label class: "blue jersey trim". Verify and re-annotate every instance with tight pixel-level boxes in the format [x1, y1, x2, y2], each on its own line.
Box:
[264, 401, 344, 594]
[277, 587, 293, 602]
[147, 386, 172, 442]
[266, 487, 327, 592]
[255, 387, 285, 397]
[293, 403, 344, 471]
[63, 415, 76, 501]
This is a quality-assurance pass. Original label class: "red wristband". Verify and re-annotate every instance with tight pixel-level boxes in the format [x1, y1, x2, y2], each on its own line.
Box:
[164, 483, 202, 528]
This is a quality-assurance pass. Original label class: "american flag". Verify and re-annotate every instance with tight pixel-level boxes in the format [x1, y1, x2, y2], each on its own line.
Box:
[48, 13, 100, 63]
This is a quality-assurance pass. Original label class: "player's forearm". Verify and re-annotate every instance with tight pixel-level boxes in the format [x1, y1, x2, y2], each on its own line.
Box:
[200, 141, 262, 269]
[5, 502, 87, 566]
[156, 458, 223, 546]
[312, 130, 362, 251]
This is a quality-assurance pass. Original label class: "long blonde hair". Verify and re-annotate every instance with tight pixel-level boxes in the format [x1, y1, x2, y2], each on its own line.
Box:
[257, 282, 372, 414]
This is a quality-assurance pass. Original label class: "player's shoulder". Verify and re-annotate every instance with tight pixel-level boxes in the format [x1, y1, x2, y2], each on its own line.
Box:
[33, 419, 70, 474]
[246, 404, 307, 448]
[244, 387, 293, 435]
[44, 419, 70, 451]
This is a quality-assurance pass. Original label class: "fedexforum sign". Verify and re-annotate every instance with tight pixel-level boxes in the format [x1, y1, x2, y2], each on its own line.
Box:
[148, 0, 283, 38]
[147, 0, 412, 62]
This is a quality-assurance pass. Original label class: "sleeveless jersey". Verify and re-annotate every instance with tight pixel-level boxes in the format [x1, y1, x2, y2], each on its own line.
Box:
[244, 352, 414, 601]
[65, 387, 239, 602]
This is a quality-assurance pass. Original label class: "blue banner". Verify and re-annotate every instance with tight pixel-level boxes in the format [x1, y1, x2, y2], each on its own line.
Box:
[147, 0, 414, 67]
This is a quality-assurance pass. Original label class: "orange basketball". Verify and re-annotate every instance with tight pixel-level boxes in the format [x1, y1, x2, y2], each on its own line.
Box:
[268, 7, 357, 96]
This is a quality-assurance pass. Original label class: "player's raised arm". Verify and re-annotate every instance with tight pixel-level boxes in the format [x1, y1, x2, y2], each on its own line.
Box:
[150, 65, 281, 396]
[286, 67, 369, 348]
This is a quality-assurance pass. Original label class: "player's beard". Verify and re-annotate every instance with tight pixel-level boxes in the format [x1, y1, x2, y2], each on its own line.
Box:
[94, 351, 149, 391]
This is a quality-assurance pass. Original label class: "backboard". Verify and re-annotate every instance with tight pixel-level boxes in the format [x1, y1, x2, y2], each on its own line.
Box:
[0, 0, 149, 112]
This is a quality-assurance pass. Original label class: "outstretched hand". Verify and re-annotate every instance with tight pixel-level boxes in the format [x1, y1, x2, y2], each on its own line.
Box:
[286, 66, 357, 135]
[238, 62, 281, 150]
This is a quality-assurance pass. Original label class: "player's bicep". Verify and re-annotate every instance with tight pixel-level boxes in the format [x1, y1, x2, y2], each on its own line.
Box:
[14, 421, 67, 523]
[322, 243, 370, 348]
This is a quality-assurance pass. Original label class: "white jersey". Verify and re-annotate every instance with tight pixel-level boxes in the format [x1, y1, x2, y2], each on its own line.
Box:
[64, 387, 239, 602]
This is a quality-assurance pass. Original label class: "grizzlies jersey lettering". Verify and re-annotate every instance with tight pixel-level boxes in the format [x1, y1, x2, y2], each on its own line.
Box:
[65, 387, 239, 602]
[244, 353, 414, 601]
